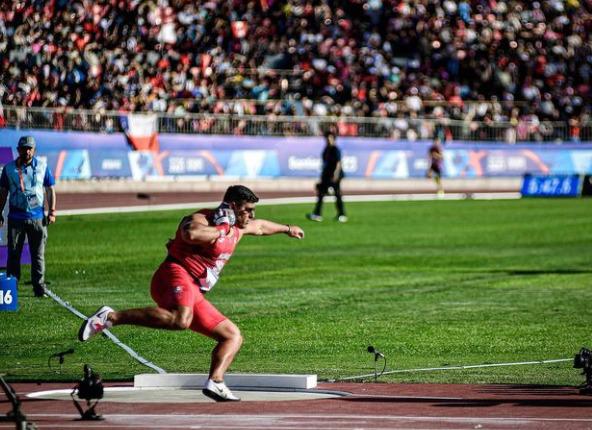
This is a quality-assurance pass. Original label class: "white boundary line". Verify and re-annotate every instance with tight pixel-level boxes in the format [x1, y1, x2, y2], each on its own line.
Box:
[59, 192, 521, 216]
[43, 288, 166, 374]
[336, 358, 573, 381]
[15, 413, 592, 423]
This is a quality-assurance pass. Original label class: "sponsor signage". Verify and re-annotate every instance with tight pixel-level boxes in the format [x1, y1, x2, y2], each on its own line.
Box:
[2, 130, 592, 179]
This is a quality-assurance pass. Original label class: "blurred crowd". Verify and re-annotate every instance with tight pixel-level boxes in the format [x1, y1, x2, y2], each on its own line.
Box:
[0, 0, 590, 140]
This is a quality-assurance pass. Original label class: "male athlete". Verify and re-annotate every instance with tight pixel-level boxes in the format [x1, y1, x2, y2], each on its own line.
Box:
[78, 185, 304, 402]
[427, 138, 444, 196]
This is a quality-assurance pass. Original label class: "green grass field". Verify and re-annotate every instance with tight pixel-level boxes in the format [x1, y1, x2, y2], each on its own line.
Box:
[1, 197, 590, 386]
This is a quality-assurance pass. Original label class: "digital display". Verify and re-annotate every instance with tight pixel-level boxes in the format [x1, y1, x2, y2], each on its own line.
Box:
[521, 174, 582, 197]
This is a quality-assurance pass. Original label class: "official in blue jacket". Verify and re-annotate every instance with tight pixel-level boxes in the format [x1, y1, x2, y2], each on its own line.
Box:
[0, 136, 56, 298]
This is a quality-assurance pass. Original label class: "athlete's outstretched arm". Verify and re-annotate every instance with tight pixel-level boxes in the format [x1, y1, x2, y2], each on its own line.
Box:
[242, 219, 304, 239]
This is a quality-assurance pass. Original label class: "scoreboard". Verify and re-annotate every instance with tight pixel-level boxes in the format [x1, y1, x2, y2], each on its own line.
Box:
[521, 174, 584, 197]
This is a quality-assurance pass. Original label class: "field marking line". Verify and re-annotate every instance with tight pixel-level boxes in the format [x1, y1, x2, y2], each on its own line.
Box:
[59, 192, 521, 216]
[43, 288, 166, 374]
[18, 413, 592, 423]
[335, 358, 573, 381]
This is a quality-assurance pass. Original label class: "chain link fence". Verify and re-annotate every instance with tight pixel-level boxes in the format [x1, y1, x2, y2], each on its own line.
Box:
[2, 105, 589, 143]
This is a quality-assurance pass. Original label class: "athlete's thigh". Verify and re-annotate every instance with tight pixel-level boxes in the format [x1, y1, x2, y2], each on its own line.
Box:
[189, 298, 228, 337]
[150, 262, 197, 309]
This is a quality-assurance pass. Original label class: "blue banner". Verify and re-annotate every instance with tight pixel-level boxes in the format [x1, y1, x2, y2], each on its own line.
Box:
[89, 151, 132, 178]
[2, 130, 592, 179]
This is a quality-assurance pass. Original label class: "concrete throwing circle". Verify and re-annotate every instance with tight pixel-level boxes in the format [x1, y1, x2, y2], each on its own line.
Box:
[28, 387, 348, 403]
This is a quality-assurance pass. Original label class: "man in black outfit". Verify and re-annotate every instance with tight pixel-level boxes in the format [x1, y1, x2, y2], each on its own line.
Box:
[306, 131, 347, 223]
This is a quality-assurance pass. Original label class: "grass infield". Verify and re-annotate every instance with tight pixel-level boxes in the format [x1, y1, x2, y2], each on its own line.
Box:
[0, 198, 590, 385]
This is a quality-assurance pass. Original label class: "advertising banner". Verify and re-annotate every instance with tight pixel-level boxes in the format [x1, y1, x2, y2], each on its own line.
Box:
[159, 150, 280, 177]
[88, 150, 132, 178]
[2, 130, 592, 179]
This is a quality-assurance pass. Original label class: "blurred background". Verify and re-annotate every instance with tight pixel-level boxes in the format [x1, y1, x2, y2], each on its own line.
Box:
[0, 0, 590, 199]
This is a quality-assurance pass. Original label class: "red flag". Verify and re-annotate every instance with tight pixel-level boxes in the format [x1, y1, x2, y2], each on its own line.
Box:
[200, 53, 212, 73]
[122, 114, 160, 152]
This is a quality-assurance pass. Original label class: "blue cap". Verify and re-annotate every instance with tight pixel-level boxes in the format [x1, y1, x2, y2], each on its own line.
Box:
[17, 136, 36, 148]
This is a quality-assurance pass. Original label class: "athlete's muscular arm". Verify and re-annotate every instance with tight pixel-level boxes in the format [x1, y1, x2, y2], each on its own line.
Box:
[180, 213, 230, 244]
[241, 219, 304, 239]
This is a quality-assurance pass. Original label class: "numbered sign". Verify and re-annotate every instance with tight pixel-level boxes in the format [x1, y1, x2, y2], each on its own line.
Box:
[0, 273, 18, 311]
[521, 174, 582, 198]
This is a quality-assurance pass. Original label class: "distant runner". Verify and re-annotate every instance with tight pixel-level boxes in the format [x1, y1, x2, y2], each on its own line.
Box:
[427, 138, 445, 196]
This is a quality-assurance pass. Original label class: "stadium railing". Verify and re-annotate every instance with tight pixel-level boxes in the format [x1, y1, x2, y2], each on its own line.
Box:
[1, 105, 589, 143]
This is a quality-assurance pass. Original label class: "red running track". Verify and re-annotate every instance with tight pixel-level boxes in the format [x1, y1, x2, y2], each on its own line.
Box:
[2, 381, 592, 430]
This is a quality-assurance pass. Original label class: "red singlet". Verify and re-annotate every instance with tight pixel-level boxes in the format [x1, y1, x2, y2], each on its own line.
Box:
[150, 209, 242, 336]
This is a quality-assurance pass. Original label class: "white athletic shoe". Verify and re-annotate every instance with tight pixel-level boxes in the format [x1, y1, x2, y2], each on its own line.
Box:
[306, 213, 323, 222]
[336, 215, 348, 223]
[202, 379, 241, 402]
[78, 306, 114, 342]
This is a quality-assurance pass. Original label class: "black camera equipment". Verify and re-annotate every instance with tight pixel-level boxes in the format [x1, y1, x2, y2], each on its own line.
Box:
[47, 348, 74, 373]
[367, 346, 387, 382]
[0, 374, 37, 430]
[573, 347, 592, 395]
[71, 365, 104, 420]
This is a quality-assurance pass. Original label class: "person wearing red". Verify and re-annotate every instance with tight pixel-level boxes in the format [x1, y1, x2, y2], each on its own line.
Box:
[78, 185, 304, 402]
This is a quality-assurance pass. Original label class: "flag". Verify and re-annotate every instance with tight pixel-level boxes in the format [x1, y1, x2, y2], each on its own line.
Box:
[200, 53, 212, 73]
[231, 21, 248, 39]
[120, 113, 159, 152]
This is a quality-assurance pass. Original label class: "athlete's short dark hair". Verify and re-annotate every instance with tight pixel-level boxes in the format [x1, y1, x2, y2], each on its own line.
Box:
[223, 185, 259, 204]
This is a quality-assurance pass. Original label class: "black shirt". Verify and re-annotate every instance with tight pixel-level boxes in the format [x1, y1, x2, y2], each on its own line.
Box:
[321, 145, 343, 181]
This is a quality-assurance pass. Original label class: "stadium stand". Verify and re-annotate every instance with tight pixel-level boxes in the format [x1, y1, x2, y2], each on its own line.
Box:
[0, 1, 590, 140]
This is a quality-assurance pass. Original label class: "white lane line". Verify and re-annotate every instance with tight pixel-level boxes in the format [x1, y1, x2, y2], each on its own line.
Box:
[59, 193, 521, 216]
[337, 358, 573, 381]
[19, 413, 592, 423]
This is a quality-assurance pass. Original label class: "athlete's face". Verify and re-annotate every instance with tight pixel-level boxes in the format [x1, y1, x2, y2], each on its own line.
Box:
[232, 201, 256, 228]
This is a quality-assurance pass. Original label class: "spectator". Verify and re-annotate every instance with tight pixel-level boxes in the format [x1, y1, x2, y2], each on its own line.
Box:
[0, 0, 589, 135]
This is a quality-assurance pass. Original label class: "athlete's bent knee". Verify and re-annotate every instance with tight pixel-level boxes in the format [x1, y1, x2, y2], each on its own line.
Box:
[217, 322, 243, 346]
[233, 331, 244, 347]
[230, 328, 243, 347]
[171, 312, 192, 330]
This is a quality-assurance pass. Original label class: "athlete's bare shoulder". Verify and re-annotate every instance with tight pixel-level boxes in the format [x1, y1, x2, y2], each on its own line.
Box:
[178, 211, 209, 230]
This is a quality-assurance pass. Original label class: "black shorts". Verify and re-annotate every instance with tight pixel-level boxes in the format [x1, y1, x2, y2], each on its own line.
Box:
[316, 180, 341, 195]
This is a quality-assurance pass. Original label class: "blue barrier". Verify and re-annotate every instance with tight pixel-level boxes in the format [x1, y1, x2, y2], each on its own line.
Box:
[1, 130, 591, 179]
